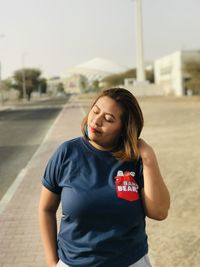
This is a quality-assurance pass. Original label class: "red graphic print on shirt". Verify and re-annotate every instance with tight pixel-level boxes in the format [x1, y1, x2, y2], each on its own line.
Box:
[115, 171, 139, 202]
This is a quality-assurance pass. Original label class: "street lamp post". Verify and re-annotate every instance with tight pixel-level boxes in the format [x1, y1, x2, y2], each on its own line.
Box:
[134, 0, 145, 82]
[0, 61, 3, 104]
[21, 53, 27, 100]
[0, 34, 6, 104]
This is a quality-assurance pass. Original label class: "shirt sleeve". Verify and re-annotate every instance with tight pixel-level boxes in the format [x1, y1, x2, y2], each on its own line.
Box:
[41, 143, 66, 194]
[135, 158, 144, 189]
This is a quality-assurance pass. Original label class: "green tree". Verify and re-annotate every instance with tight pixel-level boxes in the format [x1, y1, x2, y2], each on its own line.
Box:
[102, 68, 154, 87]
[102, 69, 137, 87]
[80, 79, 88, 93]
[39, 78, 47, 94]
[184, 61, 200, 95]
[92, 80, 100, 92]
[13, 68, 42, 100]
[145, 69, 154, 83]
[1, 78, 13, 91]
[57, 82, 64, 93]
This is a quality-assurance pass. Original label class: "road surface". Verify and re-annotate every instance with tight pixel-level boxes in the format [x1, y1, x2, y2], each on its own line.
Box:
[0, 96, 70, 200]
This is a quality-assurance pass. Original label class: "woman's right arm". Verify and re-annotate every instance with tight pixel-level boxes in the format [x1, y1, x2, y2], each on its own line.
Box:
[38, 186, 61, 267]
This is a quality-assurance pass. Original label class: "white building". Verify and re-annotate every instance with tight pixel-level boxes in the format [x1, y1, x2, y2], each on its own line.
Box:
[46, 77, 61, 95]
[154, 50, 200, 96]
[47, 74, 89, 95]
[64, 74, 88, 94]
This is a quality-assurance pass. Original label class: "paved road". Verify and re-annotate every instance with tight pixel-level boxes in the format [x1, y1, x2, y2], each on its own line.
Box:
[0, 96, 70, 200]
[0, 101, 84, 267]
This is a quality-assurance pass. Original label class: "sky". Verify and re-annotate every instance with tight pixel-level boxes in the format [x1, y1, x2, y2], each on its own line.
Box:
[0, 0, 200, 79]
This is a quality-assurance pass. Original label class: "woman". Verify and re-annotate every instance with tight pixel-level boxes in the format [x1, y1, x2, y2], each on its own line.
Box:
[38, 88, 170, 267]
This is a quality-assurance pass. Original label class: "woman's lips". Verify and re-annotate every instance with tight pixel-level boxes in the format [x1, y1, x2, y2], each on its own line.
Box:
[90, 126, 101, 134]
[91, 127, 96, 133]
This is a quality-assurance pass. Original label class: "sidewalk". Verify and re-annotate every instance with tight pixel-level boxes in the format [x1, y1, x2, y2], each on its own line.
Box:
[0, 95, 52, 111]
[0, 102, 85, 267]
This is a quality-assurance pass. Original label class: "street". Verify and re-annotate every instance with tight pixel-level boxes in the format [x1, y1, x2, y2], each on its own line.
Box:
[0, 96, 70, 200]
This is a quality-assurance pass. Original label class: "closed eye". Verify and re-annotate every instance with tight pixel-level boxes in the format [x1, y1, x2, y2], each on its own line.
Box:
[105, 116, 114, 122]
[93, 105, 116, 122]
[92, 107, 99, 114]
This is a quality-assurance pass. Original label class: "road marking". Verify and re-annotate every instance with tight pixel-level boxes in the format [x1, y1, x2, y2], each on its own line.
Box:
[0, 105, 66, 214]
[0, 168, 27, 214]
[0, 96, 86, 214]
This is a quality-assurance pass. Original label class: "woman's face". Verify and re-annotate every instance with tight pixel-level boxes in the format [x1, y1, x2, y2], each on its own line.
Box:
[87, 96, 123, 150]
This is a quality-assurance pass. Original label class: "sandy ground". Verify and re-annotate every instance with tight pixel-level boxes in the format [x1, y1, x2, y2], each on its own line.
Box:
[78, 94, 200, 267]
[137, 96, 200, 267]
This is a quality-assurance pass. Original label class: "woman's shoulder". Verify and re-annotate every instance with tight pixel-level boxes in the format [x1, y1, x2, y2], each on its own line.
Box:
[58, 136, 82, 152]
[50, 137, 82, 163]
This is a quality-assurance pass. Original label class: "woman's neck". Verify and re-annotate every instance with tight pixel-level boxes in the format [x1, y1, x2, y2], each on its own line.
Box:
[88, 140, 114, 151]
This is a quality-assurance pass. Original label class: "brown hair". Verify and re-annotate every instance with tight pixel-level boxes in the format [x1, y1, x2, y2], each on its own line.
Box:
[81, 88, 144, 161]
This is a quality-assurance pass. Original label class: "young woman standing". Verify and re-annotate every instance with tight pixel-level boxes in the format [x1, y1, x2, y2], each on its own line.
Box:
[39, 88, 170, 267]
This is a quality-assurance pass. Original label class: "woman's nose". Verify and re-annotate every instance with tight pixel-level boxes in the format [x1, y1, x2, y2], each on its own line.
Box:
[93, 114, 102, 126]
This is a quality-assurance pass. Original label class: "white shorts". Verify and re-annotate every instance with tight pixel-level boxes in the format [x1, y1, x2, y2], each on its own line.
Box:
[56, 254, 152, 267]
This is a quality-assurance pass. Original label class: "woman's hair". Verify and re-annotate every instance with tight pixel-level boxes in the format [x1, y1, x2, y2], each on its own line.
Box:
[81, 88, 144, 161]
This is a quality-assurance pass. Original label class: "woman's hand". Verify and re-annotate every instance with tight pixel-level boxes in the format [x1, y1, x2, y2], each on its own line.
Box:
[38, 187, 60, 267]
[138, 138, 155, 165]
[138, 138, 170, 220]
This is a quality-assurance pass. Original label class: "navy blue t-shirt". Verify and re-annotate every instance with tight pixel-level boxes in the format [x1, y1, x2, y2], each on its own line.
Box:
[42, 137, 148, 267]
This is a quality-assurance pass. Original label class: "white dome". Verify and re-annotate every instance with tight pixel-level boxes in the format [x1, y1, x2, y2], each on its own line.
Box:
[68, 57, 127, 81]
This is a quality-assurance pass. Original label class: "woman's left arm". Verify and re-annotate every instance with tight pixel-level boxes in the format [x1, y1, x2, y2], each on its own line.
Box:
[138, 139, 170, 221]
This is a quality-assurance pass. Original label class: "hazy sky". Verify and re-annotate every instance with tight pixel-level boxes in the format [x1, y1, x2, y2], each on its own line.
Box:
[0, 0, 200, 79]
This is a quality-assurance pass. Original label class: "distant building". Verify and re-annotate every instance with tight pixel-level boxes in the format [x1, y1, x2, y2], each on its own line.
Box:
[124, 78, 136, 87]
[47, 77, 60, 95]
[154, 50, 200, 96]
[47, 74, 89, 95]
[46, 77, 62, 95]
[64, 74, 88, 94]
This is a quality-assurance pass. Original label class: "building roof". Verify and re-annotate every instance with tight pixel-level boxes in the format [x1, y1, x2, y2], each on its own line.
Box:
[68, 57, 127, 81]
